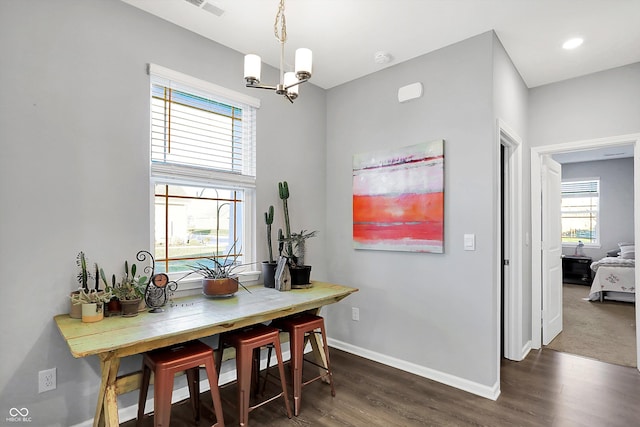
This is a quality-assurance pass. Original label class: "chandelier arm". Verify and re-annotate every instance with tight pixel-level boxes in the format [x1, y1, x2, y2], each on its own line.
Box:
[245, 83, 279, 91]
[284, 78, 309, 90]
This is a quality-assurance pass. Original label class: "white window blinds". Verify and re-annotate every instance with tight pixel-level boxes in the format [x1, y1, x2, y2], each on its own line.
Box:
[148, 64, 258, 187]
[561, 180, 599, 196]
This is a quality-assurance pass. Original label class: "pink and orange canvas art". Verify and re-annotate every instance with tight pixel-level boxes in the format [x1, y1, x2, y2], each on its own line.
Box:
[352, 140, 444, 253]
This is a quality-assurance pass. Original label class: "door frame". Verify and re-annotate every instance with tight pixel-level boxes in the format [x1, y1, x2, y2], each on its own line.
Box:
[531, 133, 640, 370]
[498, 119, 524, 361]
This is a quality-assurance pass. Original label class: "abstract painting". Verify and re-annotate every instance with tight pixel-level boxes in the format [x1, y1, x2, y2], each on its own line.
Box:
[352, 140, 444, 253]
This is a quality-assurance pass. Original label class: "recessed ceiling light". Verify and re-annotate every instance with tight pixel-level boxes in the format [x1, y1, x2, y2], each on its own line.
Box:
[562, 38, 584, 50]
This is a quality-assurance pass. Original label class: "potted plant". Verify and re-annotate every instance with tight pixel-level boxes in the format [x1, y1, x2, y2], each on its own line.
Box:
[111, 261, 148, 316]
[261, 205, 278, 288]
[282, 229, 317, 287]
[69, 251, 89, 318]
[70, 252, 105, 318]
[189, 241, 246, 297]
[100, 268, 121, 316]
[277, 181, 317, 288]
[71, 287, 113, 323]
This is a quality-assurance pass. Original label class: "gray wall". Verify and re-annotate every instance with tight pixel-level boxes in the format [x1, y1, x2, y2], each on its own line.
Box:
[529, 63, 640, 147]
[0, 1, 326, 425]
[325, 31, 527, 393]
[561, 158, 635, 260]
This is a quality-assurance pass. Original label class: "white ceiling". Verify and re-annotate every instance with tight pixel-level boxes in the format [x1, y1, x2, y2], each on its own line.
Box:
[121, 0, 640, 90]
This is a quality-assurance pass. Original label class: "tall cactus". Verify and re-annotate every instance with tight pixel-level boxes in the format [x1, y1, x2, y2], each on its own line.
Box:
[278, 181, 293, 256]
[264, 205, 275, 263]
[76, 251, 89, 290]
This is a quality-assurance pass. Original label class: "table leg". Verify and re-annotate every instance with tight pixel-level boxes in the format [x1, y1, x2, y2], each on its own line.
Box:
[306, 308, 330, 383]
[94, 353, 121, 427]
[307, 332, 330, 383]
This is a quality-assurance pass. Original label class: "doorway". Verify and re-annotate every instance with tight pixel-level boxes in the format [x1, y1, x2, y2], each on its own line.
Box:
[530, 133, 640, 371]
[498, 120, 524, 362]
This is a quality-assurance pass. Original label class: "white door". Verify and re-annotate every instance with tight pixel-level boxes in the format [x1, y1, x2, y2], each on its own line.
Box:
[542, 156, 563, 345]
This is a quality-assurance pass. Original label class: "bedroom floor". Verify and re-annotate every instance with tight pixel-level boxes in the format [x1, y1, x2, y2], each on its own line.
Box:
[546, 283, 637, 367]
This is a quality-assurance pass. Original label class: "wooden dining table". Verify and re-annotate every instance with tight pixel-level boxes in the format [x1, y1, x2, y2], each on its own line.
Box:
[54, 281, 357, 427]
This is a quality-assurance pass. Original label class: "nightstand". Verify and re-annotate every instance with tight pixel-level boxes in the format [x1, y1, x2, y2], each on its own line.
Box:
[562, 256, 593, 285]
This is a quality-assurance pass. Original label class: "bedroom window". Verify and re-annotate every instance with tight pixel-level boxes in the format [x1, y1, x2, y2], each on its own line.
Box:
[561, 179, 600, 246]
[149, 64, 259, 282]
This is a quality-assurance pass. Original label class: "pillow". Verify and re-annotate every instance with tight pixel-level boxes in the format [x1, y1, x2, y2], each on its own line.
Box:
[619, 243, 635, 259]
[606, 249, 621, 257]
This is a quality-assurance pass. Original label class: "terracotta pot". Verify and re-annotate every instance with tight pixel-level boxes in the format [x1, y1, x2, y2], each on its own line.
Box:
[81, 302, 104, 323]
[261, 261, 278, 288]
[107, 298, 121, 316]
[120, 299, 142, 317]
[203, 277, 239, 297]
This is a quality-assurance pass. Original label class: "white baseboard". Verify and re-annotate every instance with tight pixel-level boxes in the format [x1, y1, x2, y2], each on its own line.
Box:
[327, 338, 500, 401]
[520, 340, 532, 361]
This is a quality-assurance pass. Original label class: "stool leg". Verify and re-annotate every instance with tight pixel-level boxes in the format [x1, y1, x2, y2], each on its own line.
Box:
[251, 347, 261, 397]
[185, 367, 200, 421]
[203, 357, 225, 427]
[290, 328, 304, 416]
[273, 339, 293, 419]
[236, 345, 254, 427]
[137, 364, 151, 426]
[153, 367, 174, 427]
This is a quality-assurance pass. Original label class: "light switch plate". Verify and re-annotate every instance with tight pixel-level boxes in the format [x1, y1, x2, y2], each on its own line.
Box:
[464, 234, 475, 251]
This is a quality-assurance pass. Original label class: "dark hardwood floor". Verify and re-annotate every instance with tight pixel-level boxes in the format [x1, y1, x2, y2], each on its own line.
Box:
[123, 348, 640, 426]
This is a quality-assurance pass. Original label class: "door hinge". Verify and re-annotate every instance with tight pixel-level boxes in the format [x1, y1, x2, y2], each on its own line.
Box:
[503, 259, 510, 266]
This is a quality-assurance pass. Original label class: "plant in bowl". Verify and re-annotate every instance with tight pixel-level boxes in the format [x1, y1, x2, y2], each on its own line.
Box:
[71, 287, 113, 323]
[189, 241, 249, 297]
[111, 261, 148, 316]
[70, 252, 107, 319]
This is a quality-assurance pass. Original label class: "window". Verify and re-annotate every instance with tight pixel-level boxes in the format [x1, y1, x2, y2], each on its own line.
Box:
[149, 64, 259, 279]
[561, 179, 600, 246]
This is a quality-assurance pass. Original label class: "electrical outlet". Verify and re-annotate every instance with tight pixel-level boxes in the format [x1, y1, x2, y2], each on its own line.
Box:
[38, 368, 56, 393]
[351, 307, 360, 321]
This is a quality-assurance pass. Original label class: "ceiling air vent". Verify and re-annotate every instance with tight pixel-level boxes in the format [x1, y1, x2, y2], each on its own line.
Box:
[184, 0, 225, 17]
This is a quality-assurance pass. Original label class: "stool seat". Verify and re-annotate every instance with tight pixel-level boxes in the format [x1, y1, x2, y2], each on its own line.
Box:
[271, 313, 335, 416]
[216, 324, 292, 426]
[137, 340, 224, 427]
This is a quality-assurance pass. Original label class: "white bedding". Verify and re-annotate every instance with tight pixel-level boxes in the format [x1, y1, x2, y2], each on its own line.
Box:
[588, 257, 636, 302]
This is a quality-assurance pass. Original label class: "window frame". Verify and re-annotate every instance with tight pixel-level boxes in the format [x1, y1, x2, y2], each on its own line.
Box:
[560, 178, 600, 248]
[148, 64, 259, 288]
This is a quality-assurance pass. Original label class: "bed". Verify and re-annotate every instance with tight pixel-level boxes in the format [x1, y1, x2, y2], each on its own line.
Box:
[588, 256, 636, 303]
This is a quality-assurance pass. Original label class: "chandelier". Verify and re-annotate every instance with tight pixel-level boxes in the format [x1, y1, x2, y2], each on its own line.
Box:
[243, 0, 312, 103]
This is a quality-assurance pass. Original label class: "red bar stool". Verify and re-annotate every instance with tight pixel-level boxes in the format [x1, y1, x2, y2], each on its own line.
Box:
[137, 340, 225, 427]
[216, 324, 292, 426]
[271, 313, 335, 416]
